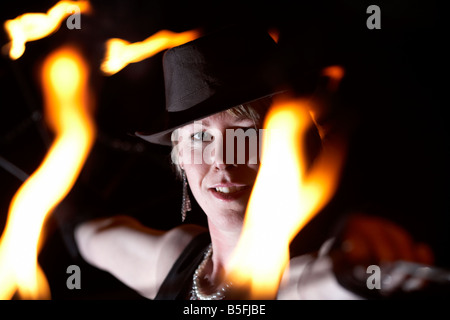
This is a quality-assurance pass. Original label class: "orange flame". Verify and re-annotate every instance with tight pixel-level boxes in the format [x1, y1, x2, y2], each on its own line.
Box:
[309, 65, 346, 140]
[268, 28, 280, 43]
[0, 46, 95, 299]
[227, 97, 346, 299]
[321, 65, 345, 92]
[3, 0, 91, 60]
[100, 29, 201, 75]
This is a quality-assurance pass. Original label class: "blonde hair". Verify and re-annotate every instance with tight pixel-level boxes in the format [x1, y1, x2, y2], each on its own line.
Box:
[170, 97, 272, 179]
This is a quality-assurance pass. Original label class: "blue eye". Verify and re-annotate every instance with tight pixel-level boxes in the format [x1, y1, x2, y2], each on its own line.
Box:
[191, 131, 212, 142]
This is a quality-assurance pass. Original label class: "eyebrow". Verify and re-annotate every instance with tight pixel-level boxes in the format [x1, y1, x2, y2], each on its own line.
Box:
[199, 117, 254, 128]
[201, 119, 211, 127]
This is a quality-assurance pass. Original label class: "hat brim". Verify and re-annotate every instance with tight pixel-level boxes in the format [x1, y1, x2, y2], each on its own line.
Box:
[136, 88, 287, 146]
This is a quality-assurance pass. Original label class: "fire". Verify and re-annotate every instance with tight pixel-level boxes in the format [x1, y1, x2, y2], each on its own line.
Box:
[227, 97, 346, 299]
[3, 0, 91, 60]
[321, 65, 345, 92]
[0, 46, 95, 299]
[268, 28, 280, 43]
[101, 29, 201, 75]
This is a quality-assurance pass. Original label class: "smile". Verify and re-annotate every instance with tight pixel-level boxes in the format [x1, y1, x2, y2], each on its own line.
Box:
[209, 184, 251, 201]
[214, 186, 247, 194]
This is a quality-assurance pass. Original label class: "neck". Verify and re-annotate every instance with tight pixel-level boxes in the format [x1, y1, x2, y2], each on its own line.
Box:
[206, 218, 242, 284]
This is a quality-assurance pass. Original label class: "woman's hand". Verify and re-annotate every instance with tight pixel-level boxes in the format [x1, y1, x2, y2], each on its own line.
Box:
[332, 213, 437, 298]
[338, 213, 434, 266]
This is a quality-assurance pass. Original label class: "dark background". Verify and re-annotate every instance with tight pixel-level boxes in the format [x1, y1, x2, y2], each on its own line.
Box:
[0, 0, 448, 299]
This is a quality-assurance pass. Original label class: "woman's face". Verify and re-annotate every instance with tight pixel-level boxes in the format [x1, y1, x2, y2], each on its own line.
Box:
[176, 110, 261, 230]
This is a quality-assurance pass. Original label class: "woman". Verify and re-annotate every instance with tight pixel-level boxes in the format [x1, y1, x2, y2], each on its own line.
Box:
[74, 25, 434, 300]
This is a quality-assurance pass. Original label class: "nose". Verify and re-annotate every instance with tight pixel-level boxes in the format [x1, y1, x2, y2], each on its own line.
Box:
[214, 162, 234, 171]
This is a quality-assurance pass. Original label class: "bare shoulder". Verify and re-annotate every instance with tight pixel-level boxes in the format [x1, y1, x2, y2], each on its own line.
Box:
[159, 223, 208, 251]
[155, 223, 208, 285]
[74, 215, 207, 299]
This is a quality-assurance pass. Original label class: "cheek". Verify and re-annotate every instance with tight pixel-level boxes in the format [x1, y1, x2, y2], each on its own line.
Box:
[183, 163, 208, 190]
[245, 164, 260, 183]
[178, 142, 206, 168]
[183, 163, 212, 210]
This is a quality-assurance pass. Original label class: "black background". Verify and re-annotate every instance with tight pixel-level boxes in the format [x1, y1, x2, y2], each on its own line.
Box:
[0, 0, 448, 300]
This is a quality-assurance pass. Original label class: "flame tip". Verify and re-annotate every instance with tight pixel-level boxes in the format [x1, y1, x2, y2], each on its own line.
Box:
[3, 0, 92, 60]
[101, 28, 201, 75]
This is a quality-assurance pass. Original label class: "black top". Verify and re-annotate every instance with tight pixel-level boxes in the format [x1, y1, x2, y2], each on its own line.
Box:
[154, 232, 211, 300]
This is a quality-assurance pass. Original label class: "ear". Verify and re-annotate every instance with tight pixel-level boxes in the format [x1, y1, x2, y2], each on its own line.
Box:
[170, 139, 185, 172]
[178, 146, 184, 170]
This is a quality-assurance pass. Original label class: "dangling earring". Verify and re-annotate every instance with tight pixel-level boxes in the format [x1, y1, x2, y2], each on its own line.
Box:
[181, 170, 191, 222]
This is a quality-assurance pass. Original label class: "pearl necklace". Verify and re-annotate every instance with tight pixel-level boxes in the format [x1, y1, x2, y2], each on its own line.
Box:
[190, 244, 232, 300]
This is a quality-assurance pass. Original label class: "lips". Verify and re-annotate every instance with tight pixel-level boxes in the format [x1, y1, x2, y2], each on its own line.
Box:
[209, 183, 251, 201]
[214, 186, 247, 193]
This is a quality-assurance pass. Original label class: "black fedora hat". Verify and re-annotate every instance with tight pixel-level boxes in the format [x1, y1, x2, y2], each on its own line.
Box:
[135, 25, 284, 146]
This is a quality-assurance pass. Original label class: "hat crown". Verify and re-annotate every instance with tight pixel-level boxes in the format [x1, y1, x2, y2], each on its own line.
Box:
[162, 25, 277, 113]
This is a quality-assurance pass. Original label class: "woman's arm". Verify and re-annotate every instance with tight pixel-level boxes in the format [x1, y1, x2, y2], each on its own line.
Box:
[74, 215, 205, 299]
